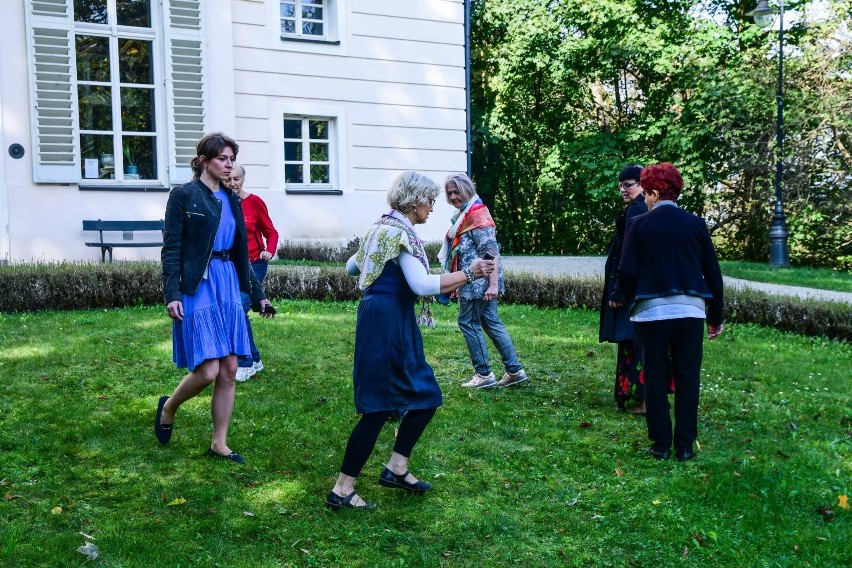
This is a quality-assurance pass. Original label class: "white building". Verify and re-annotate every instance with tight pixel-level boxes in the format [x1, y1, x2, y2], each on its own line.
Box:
[0, 0, 469, 262]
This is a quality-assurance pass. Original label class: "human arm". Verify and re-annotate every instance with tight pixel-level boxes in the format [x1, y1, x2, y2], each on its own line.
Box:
[254, 196, 279, 261]
[162, 187, 185, 317]
[399, 251, 494, 296]
[346, 254, 360, 276]
[612, 218, 640, 309]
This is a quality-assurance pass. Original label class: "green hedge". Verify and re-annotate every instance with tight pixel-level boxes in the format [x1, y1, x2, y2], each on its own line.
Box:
[1, 262, 849, 341]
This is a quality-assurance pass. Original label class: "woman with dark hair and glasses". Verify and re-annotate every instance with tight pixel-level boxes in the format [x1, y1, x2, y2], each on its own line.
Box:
[600, 165, 647, 413]
[156, 132, 274, 464]
[616, 162, 724, 462]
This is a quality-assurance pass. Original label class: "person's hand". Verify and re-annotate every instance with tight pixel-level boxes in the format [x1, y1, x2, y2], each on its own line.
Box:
[608, 300, 623, 309]
[469, 259, 494, 279]
[260, 251, 273, 261]
[483, 284, 498, 301]
[707, 323, 723, 339]
[259, 299, 275, 319]
[167, 300, 184, 321]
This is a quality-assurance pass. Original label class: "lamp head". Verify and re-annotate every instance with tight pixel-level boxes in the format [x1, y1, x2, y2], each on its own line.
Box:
[747, 0, 777, 29]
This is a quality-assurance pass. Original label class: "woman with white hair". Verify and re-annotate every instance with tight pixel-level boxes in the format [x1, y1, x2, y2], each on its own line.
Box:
[439, 173, 527, 389]
[325, 171, 495, 510]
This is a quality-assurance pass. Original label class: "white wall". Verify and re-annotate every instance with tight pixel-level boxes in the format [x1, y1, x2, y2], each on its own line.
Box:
[232, 0, 468, 244]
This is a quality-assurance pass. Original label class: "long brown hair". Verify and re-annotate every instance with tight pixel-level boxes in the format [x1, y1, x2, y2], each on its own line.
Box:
[190, 132, 239, 179]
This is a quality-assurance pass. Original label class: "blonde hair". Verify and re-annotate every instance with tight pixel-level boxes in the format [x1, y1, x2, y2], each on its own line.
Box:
[386, 171, 439, 212]
[444, 173, 476, 204]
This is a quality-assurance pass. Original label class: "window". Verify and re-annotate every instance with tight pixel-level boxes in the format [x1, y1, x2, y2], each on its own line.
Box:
[280, 0, 329, 40]
[74, 0, 158, 181]
[25, 0, 205, 185]
[283, 117, 332, 187]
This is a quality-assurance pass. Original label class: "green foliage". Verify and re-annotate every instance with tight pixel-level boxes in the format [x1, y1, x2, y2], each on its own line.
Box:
[470, 0, 852, 269]
[277, 238, 442, 265]
[0, 303, 849, 566]
[720, 261, 852, 292]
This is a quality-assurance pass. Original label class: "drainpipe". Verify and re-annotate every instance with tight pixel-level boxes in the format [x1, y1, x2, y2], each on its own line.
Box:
[465, 0, 472, 176]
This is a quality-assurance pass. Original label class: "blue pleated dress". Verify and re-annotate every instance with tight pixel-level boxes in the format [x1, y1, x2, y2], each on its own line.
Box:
[172, 189, 250, 371]
[352, 260, 443, 415]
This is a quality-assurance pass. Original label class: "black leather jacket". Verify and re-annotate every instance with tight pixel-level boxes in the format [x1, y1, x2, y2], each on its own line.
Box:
[161, 179, 267, 305]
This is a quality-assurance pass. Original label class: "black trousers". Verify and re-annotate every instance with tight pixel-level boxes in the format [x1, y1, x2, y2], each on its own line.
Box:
[635, 318, 704, 451]
[340, 408, 437, 478]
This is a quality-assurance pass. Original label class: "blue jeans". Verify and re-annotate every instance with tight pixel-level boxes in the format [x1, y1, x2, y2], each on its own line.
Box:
[457, 298, 522, 376]
[238, 261, 269, 368]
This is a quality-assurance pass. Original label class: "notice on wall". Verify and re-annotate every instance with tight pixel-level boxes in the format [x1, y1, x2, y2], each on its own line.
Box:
[84, 158, 99, 179]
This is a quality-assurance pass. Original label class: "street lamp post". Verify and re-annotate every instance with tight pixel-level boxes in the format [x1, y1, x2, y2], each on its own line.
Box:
[749, 0, 790, 267]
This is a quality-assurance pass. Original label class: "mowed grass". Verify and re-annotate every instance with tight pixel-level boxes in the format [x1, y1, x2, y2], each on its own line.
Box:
[719, 261, 852, 293]
[0, 301, 849, 567]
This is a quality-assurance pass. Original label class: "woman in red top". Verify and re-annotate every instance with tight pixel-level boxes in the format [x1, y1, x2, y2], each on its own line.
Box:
[229, 165, 279, 381]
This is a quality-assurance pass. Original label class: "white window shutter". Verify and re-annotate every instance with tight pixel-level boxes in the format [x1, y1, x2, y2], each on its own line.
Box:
[24, 0, 80, 182]
[164, 0, 206, 184]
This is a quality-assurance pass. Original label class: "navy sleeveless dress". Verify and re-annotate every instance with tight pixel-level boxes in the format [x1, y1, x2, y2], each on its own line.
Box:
[352, 260, 443, 415]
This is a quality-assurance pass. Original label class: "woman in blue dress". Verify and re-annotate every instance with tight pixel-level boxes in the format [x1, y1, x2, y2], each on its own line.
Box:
[156, 132, 273, 463]
[325, 171, 495, 510]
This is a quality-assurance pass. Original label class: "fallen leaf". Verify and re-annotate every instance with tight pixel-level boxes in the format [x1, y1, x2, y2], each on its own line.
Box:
[167, 497, 186, 506]
[815, 506, 833, 522]
[243, 511, 255, 517]
[682, 546, 689, 557]
[580, 422, 592, 428]
[733, 472, 741, 477]
[161, 492, 167, 502]
[77, 542, 99, 560]
[838, 495, 848, 510]
[652, 499, 661, 505]
[97, 395, 107, 400]
[79, 532, 96, 540]
[615, 468, 624, 477]
[207, 508, 217, 514]
[5, 494, 21, 501]
[793, 545, 799, 552]
[51, 507, 62, 515]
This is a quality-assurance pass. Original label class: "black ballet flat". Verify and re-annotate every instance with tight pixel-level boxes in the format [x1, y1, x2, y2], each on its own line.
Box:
[676, 448, 697, 462]
[325, 491, 376, 511]
[154, 396, 172, 445]
[378, 468, 432, 493]
[206, 448, 245, 464]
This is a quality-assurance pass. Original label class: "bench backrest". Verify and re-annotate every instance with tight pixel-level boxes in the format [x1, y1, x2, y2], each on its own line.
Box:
[83, 219, 164, 232]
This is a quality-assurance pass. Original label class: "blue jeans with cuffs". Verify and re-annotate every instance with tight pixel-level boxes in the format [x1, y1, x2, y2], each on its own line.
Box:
[457, 298, 522, 376]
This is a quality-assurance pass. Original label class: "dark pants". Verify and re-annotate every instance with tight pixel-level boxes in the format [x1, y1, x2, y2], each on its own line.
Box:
[340, 408, 437, 477]
[635, 318, 704, 452]
[238, 261, 269, 368]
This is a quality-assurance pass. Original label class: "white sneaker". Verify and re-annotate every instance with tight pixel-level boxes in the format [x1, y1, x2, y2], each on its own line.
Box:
[252, 360, 264, 373]
[235, 366, 256, 382]
[497, 369, 528, 388]
[461, 372, 497, 389]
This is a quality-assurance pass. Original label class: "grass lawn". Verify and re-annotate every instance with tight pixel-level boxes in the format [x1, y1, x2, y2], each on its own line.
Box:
[719, 261, 852, 293]
[1, 302, 849, 567]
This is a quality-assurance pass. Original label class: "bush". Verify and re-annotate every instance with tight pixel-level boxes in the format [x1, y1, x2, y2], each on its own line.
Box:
[1, 262, 849, 341]
[278, 238, 442, 264]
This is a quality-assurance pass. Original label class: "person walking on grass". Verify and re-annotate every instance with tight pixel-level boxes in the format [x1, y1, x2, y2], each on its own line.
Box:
[438, 173, 528, 389]
[615, 162, 724, 462]
[326, 171, 495, 510]
[228, 165, 279, 382]
[156, 132, 275, 464]
[600, 164, 648, 413]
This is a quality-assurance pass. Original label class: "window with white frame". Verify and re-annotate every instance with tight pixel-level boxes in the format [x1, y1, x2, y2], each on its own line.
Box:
[283, 116, 333, 188]
[74, 0, 158, 181]
[25, 0, 205, 185]
[280, 0, 328, 40]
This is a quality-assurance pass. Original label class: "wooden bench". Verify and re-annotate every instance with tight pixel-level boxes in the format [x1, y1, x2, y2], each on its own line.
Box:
[83, 219, 165, 262]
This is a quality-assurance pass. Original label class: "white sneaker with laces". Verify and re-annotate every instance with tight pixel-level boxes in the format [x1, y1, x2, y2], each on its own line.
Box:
[235, 366, 256, 382]
[497, 369, 528, 388]
[253, 360, 264, 373]
[461, 372, 497, 389]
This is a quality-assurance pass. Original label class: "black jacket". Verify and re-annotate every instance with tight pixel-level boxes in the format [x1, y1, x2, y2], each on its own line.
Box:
[599, 195, 647, 343]
[161, 179, 266, 306]
[617, 204, 724, 326]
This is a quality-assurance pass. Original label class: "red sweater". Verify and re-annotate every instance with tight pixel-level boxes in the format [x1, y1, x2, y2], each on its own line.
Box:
[241, 193, 279, 263]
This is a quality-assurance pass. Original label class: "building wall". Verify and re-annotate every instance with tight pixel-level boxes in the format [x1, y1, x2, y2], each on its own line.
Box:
[0, 0, 467, 262]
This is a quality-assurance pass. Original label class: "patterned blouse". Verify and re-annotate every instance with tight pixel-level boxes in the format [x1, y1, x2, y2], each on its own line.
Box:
[455, 226, 504, 300]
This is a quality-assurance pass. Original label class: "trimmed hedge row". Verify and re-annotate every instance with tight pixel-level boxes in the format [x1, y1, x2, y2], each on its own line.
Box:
[1, 262, 849, 341]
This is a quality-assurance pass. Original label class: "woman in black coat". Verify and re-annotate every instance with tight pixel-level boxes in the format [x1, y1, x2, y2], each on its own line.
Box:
[599, 165, 647, 413]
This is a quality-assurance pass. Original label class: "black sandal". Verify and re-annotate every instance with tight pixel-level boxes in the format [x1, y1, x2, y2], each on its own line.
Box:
[379, 468, 432, 493]
[325, 491, 376, 510]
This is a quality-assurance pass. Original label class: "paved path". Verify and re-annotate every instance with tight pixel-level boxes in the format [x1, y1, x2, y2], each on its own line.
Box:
[501, 256, 852, 304]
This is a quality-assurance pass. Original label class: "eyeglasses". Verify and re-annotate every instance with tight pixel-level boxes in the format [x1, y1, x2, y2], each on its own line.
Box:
[618, 181, 639, 190]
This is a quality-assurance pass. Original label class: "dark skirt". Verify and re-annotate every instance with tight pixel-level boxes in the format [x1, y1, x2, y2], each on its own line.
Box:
[352, 261, 443, 415]
[614, 340, 644, 407]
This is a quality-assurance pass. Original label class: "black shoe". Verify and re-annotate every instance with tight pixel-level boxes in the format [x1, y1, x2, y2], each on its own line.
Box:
[154, 396, 172, 445]
[648, 446, 671, 460]
[206, 448, 245, 464]
[325, 491, 377, 511]
[676, 448, 697, 462]
[378, 467, 432, 493]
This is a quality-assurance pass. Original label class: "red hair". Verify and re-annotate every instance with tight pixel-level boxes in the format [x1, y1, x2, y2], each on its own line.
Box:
[640, 163, 683, 201]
